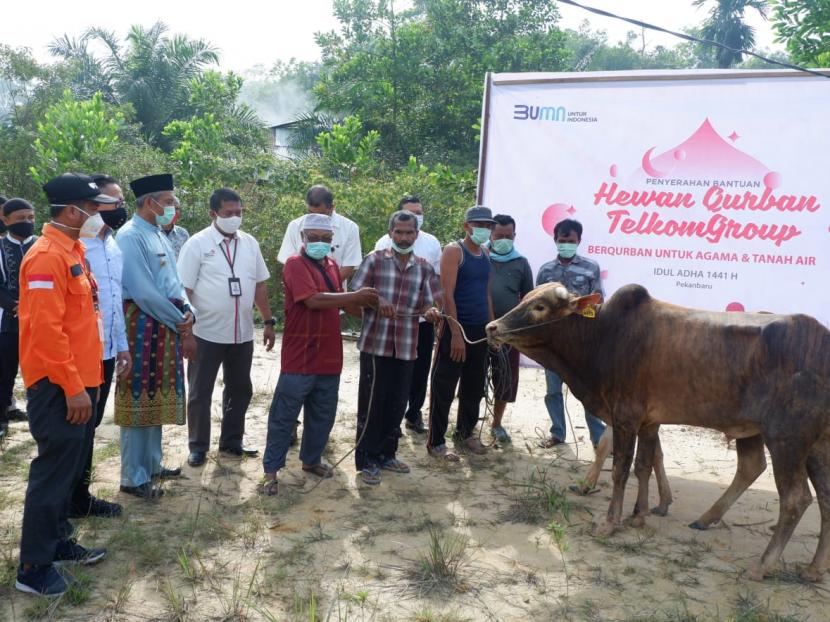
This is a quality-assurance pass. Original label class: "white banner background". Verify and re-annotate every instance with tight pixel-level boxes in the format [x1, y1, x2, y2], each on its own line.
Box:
[480, 71, 830, 326]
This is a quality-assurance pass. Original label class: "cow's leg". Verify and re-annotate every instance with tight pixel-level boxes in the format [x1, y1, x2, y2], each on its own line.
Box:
[650, 435, 673, 517]
[596, 421, 638, 537]
[689, 434, 766, 530]
[631, 424, 660, 527]
[571, 425, 613, 495]
[802, 440, 830, 583]
[746, 442, 812, 581]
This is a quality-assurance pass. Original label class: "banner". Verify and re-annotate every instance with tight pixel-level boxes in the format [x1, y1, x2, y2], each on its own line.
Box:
[479, 70, 830, 326]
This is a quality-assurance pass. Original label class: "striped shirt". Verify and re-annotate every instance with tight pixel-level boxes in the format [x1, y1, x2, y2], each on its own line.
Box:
[351, 249, 441, 361]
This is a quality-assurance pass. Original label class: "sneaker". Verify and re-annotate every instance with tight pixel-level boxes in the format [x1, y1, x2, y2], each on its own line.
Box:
[6, 407, 27, 422]
[53, 539, 107, 566]
[15, 564, 69, 597]
[360, 464, 382, 486]
[492, 426, 511, 444]
[88, 497, 123, 518]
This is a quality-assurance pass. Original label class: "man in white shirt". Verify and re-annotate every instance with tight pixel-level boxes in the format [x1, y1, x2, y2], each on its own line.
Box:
[177, 188, 276, 467]
[277, 185, 362, 282]
[374, 196, 442, 433]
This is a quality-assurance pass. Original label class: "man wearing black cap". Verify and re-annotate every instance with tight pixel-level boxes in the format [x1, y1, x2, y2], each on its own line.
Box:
[114, 174, 196, 499]
[15, 173, 115, 596]
[1, 198, 37, 439]
[427, 206, 496, 461]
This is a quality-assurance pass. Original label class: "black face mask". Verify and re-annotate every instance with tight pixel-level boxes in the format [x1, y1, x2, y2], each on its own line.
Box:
[100, 207, 128, 230]
[7, 221, 34, 239]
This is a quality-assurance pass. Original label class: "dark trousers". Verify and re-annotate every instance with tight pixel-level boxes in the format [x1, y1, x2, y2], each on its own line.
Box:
[356, 353, 414, 470]
[0, 330, 19, 417]
[20, 380, 98, 565]
[427, 323, 488, 447]
[69, 358, 115, 511]
[404, 322, 435, 423]
[186, 337, 254, 453]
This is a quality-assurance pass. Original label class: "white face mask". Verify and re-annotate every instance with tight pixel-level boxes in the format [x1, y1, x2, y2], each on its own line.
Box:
[51, 204, 104, 238]
[414, 214, 424, 229]
[215, 215, 242, 235]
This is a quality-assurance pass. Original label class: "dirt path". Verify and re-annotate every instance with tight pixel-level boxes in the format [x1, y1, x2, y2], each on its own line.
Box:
[1, 331, 827, 621]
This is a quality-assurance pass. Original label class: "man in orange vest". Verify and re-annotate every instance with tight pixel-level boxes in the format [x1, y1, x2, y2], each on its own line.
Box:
[15, 173, 114, 596]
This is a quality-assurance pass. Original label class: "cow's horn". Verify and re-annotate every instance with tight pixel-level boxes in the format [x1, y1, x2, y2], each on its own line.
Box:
[555, 286, 569, 300]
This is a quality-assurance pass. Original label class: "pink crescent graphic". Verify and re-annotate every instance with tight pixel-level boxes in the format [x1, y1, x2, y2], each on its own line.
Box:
[641, 147, 674, 178]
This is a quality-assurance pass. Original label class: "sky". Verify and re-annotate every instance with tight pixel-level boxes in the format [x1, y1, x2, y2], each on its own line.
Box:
[3, 0, 780, 74]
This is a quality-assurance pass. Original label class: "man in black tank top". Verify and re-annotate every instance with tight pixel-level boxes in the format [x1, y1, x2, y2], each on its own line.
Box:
[427, 206, 496, 460]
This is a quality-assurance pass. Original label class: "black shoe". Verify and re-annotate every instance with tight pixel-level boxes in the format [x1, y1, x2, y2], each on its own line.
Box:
[120, 483, 164, 499]
[187, 451, 206, 467]
[6, 407, 27, 421]
[88, 497, 123, 517]
[219, 445, 259, 457]
[158, 465, 182, 478]
[405, 415, 428, 434]
[53, 539, 107, 566]
[15, 564, 69, 596]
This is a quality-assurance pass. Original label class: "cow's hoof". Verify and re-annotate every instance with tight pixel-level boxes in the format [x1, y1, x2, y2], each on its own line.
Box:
[688, 520, 709, 531]
[650, 505, 669, 517]
[744, 564, 766, 582]
[568, 483, 596, 496]
[594, 521, 617, 538]
[801, 566, 825, 583]
[629, 514, 646, 528]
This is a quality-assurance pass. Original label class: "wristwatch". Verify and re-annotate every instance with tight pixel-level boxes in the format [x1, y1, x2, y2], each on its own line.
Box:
[263, 318, 277, 326]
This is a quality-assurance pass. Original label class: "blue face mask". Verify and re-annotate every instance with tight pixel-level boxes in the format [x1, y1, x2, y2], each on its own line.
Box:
[557, 242, 578, 259]
[491, 238, 513, 255]
[391, 241, 414, 254]
[470, 226, 491, 246]
[305, 241, 331, 260]
[153, 200, 177, 227]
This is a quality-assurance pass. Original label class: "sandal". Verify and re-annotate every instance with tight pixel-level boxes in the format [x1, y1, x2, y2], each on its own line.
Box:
[259, 477, 279, 496]
[463, 437, 488, 455]
[428, 444, 460, 462]
[360, 465, 382, 486]
[540, 436, 564, 449]
[380, 458, 411, 474]
[302, 463, 334, 479]
[492, 426, 511, 444]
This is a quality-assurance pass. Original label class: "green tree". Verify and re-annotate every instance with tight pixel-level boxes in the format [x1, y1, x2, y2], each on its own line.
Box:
[314, 0, 568, 167]
[49, 22, 223, 145]
[693, 0, 768, 68]
[29, 90, 125, 184]
[772, 0, 830, 66]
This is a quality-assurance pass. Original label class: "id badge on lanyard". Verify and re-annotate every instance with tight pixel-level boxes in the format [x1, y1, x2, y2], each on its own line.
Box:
[222, 239, 242, 297]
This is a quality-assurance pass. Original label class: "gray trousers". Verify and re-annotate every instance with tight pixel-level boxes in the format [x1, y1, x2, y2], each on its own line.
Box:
[20, 379, 97, 565]
[186, 337, 254, 453]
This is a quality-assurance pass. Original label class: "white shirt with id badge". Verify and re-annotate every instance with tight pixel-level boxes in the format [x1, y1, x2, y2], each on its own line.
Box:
[176, 224, 270, 344]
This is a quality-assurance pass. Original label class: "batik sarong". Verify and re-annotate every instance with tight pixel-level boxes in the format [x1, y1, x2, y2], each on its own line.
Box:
[114, 301, 185, 426]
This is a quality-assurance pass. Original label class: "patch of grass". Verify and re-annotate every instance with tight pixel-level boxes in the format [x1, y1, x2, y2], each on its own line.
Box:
[407, 527, 471, 596]
[502, 466, 570, 525]
[106, 578, 134, 614]
[729, 590, 807, 622]
[411, 608, 472, 622]
[0, 437, 35, 478]
[217, 561, 260, 621]
[304, 520, 333, 544]
[160, 578, 188, 621]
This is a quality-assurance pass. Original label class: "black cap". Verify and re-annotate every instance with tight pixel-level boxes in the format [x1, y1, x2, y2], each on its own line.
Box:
[43, 173, 119, 205]
[129, 174, 174, 198]
[464, 205, 495, 223]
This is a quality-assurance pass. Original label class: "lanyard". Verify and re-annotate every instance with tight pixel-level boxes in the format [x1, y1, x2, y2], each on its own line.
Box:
[221, 238, 238, 277]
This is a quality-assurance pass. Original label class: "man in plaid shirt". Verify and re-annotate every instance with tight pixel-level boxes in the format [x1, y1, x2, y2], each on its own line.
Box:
[350, 210, 442, 485]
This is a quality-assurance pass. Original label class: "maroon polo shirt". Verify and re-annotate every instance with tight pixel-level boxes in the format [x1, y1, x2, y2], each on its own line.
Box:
[280, 253, 344, 375]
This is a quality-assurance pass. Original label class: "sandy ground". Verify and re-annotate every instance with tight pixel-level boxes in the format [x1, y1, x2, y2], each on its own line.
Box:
[1, 330, 828, 621]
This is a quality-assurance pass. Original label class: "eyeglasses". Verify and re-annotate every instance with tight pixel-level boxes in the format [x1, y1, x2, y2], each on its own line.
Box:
[303, 234, 333, 243]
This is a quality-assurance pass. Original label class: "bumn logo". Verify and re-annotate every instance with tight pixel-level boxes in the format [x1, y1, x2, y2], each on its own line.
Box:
[513, 104, 566, 122]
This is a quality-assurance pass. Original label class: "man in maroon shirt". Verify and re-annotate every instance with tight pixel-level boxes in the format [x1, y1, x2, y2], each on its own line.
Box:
[260, 214, 377, 495]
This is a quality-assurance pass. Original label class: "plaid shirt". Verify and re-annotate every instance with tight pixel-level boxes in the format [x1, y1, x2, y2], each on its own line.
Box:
[351, 248, 441, 361]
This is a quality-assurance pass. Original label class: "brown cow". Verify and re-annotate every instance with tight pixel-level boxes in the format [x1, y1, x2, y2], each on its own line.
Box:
[486, 282, 830, 582]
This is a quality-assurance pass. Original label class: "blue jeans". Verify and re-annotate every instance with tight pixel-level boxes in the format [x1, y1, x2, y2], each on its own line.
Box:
[263, 373, 340, 474]
[544, 370, 606, 447]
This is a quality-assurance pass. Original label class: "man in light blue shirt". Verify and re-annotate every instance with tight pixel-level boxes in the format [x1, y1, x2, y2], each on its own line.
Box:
[68, 174, 131, 518]
[114, 174, 197, 500]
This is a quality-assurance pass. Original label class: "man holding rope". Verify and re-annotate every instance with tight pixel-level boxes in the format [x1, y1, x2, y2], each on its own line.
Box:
[427, 206, 496, 460]
[260, 214, 378, 496]
[351, 210, 441, 485]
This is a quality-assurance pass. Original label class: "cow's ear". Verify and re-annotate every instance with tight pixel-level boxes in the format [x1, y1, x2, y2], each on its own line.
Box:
[574, 292, 602, 311]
